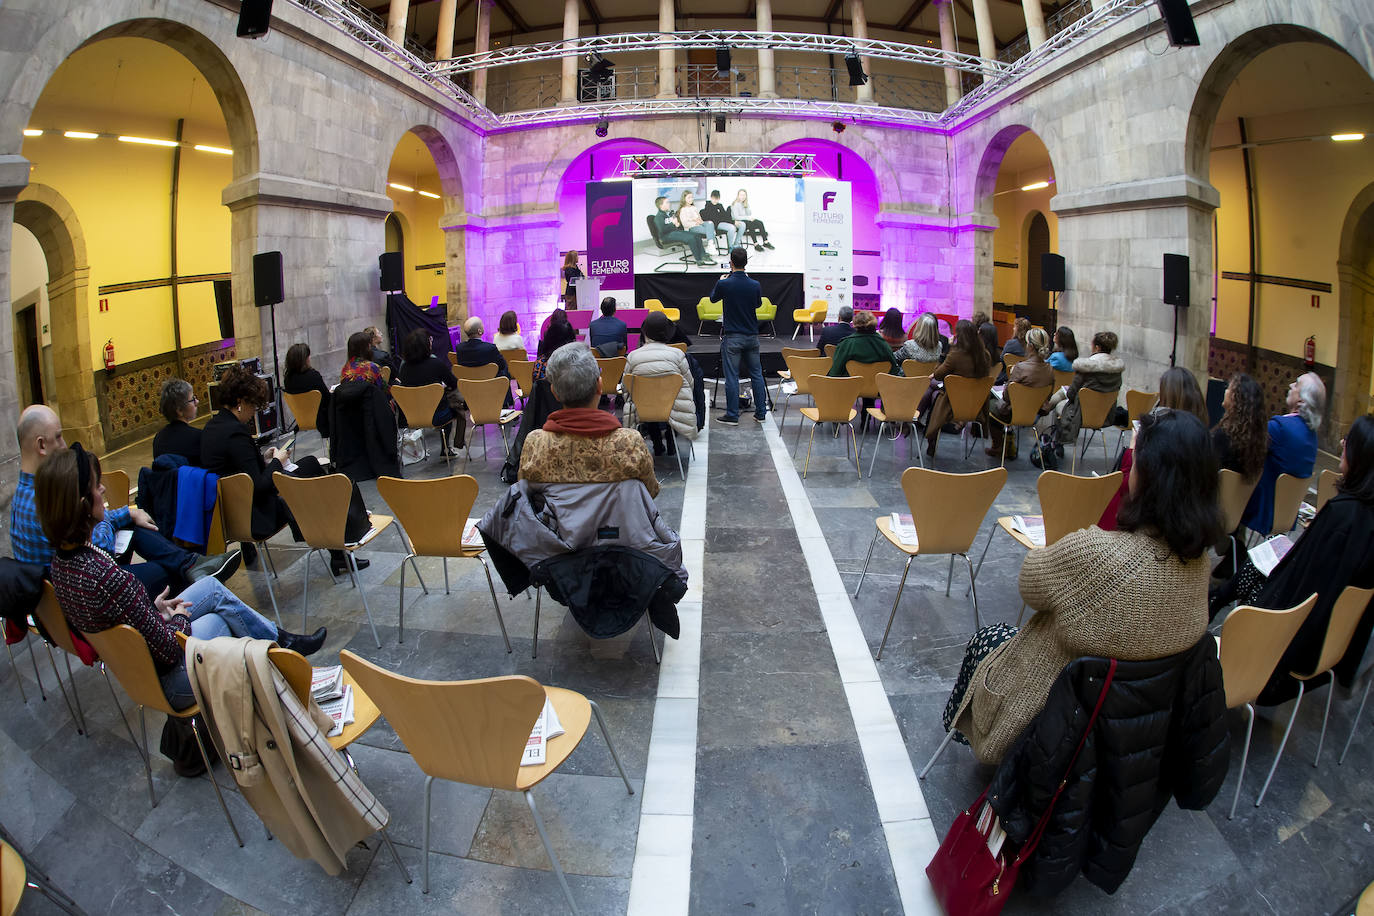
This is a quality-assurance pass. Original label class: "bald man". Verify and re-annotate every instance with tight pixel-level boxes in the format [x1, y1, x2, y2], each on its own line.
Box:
[452, 317, 513, 406]
[10, 405, 240, 596]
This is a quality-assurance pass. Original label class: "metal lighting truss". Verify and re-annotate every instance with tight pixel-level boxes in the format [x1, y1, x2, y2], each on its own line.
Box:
[617, 152, 818, 177]
[500, 95, 945, 129]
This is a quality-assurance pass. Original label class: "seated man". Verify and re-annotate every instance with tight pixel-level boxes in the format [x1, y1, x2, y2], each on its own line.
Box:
[588, 297, 629, 357]
[452, 316, 511, 380]
[652, 196, 714, 267]
[700, 190, 738, 251]
[10, 405, 240, 597]
[817, 304, 855, 356]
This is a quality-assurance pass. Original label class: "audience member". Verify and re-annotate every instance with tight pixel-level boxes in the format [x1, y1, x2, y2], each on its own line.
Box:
[922, 319, 991, 458]
[828, 309, 900, 377]
[282, 342, 331, 437]
[534, 309, 579, 382]
[340, 331, 386, 388]
[37, 445, 323, 712]
[944, 409, 1223, 764]
[152, 378, 203, 465]
[364, 325, 397, 374]
[987, 327, 1054, 459]
[1041, 330, 1124, 451]
[589, 297, 629, 357]
[493, 311, 526, 353]
[1211, 373, 1267, 482]
[1048, 326, 1078, 371]
[625, 312, 699, 456]
[878, 308, 907, 350]
[453, 317, 511, 379]
[817, 305, 855, 356]
[1002, 317, 1031, 360]
[395, 328, 461, 456]
[977, 321, 1001, 372]
[1240, 371, 1324, 535]
[894, 313, 945, 365]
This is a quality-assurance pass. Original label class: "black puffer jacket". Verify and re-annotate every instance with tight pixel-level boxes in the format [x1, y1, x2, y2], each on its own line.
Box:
[987, 638, 1229, 897]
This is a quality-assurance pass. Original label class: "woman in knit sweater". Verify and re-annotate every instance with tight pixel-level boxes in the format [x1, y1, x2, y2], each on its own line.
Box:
[944, 409, 1224, 764]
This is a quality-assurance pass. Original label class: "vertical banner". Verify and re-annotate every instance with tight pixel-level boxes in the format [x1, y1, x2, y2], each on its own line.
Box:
[803, 179, 853, 316]
[585, 181, 634, 291]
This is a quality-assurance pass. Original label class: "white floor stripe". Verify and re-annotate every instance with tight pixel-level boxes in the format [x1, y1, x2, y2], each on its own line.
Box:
[627, 426, 707, 916]
[761, 418, 941, 915]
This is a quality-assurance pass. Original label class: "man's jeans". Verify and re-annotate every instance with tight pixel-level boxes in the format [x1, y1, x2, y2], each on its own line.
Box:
[122, 527, 197, 600]
[713, 221, 738, 250]
[159, 577, 280, 709]
[722, 333, 767, 421]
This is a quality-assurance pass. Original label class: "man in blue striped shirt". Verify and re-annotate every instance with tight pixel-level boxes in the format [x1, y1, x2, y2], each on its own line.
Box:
[11, 405, 239, 596]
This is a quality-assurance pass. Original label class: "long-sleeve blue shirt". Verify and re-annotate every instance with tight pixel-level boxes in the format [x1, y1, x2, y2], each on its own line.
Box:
[10, 470, 127, 566]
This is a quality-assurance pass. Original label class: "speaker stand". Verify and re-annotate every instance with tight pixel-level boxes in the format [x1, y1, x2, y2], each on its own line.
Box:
[1049, 291, 1059, 335]
[1169, 303, 1179, 368]
[268, 301, 284, 436]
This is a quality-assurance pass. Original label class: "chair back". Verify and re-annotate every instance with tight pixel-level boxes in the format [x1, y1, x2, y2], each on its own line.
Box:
[217, 473, 259, 544]
[1004, 383, 1053, 427]
[645, 299, 665, 312]
[377, 474, 479, 559]
[756, 298, 777, 320]
[784, 355, 831, 397]
[1002, 353, 1026, 373]
[267, 646, 314, 706]
[273, 471, 353, 550]
[1, 839, 25, 916]
[1125, 389, 1158, 425]
[79, 624, 179, 716]
[452, 362, 499, 381]
[379, 365, 392, 385]
[782, 347, 814, 361]
[507, 358, 534, 397]
[31, 582, 84, 658]
[282, 390, 322, 434]
[903, 467, 1007, 555]
[845, 360, 888, 399]
[102, 469, 131, 510]
[1077, 387, 1117, 431]
[902, 359, 940, 379]
[1217, 594, 1319, 709]
[1270, 473, 1313, 535]
[595, 355, 627, 392]
[390, 383, 444, 431]
[805, 300, 829, 322]
[340, 650, 545, 791]
[874, 373, 926, 423]
[807, 375, 863, 422]
[1217, 469, 1259, 534]
[1315, 468, 1340, 514]
[821, 344, 835, 359]
[1037, 470, 1124, 545]
[696, 297, 723, 320]
[669, 342, 688, 352]
[458, 376, 512, 425]
[499, 348, 527, 365]
[1299, 585, 1374, 679]
[943, 375, 996, 423]
[623, 373, 680, 424]
[1052, 369, 1075, 391]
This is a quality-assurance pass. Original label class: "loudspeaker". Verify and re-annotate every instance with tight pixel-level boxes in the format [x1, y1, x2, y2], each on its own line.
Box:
[715, 47, 731, 74]
[379, 251, 405, 292]
[237, 0, 273, 39]
[1154, 0, 1200, 47]
[213, 279, 234, 339]
[253, 251, 283, 307]
[714, 116, 726, 133]
[1040, 253, 1066, 292]
[845, 53, 868, 87]
[1163, 253, 1190, 307]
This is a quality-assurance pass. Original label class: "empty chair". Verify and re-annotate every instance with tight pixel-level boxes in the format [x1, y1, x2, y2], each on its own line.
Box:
[644, 298, 680, 321]
[1072, 387, 1118, 475]
[499, 347, 527, 366]
[795, 374, 863, 479]
[390, 383, 451, 464]
[217, 472, 285, 625]
[902, 359, 940, 380]
[865, 373, 928, 476]
[457, 376, 522, 465]
[282, 389, 323, 445]
[756, 297, 777, 337]
[1263, 472, 1314, 539]
[695, 297, 723, 335]
[507, 357, 534, 405]
[778, 354, 830, 429]
[1115, 389, 1159, 456]
[791, 300, 828, 341]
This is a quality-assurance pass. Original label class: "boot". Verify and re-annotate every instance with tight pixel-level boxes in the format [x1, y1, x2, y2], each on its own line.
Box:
[276, 626, 327, 656]
[330, 551, 370, 576]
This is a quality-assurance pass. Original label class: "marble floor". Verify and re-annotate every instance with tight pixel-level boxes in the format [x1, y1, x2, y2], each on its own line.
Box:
[2, 402, 1368, 915]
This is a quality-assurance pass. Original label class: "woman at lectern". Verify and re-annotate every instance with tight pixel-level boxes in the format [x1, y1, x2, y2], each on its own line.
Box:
[731, 189, 774, 251]
[561, 250, 584, 309]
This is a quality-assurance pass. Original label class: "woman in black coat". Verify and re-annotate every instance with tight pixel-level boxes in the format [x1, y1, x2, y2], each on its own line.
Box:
[395, 328, 460, 454]
[152, 378, 203, 465]
[282, 342, 331, 437]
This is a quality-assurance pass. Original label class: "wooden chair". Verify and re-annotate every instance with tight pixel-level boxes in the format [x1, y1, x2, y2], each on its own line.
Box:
[644, 298, 680, 321]
[1217, 469, 1260, 578]
[217, 473, 287, 625]
[338, 651, 634, 903]
[80, 623, 243, 846]
[942, 374, 997, 459]
[1255, 584, 1374, 806]
[390, 383, 451, 465]
[282, 389, 323, 445]
[268, 646, 383, 755]
[1260, 472, 1314, 540]
[499, 347, 527, 366]
[865, 373, 928, 476]
[845, 360, 888, 404]
[1214, 594, 1318, 818]
[668, 342, 688, 353]
[988, 382, 1052, 467]
[1001, 353, 1026, 374]
[779, 355, 830, 430]
[29, 582, 91, 736]
[102, 469, 131, 510]
[1052, 368, 1075, 391]
[624, 373, 694, 479]
[507, 357, 534, 405]
[375, 474, 511, 650]
[1072, 387, 1118, 475]
[1114, 388, 1159, 457]
[795, 374, 863, 479]
[273, 472, 394, 647]
[854, 467, 1007, 658]
[902, 359, 940, 380]
[695, 297, 723, 335]
[457, 376, 521, 466]
[0, 839, 23, 916]
[823, 344, 837, 359]
[1315, 468, 1340, 514]
[452, 362, 499, 381]
[791, 300, 828, 340]
[595, 355, 627, 394]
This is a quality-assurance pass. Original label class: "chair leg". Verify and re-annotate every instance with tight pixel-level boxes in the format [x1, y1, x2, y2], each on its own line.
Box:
[1256, 681, 1304, 807]
[919, 729, 957, 779]
[867, 421, 885, 477]
[525, 790, 580, 916]
[803, 424, 816, 478]
[422, 774, 434, 894]
[875, 555, 915, 661]
[945, 554, 954, 596]
[27, 636, 47, 700]
[964, 553, 981, 631]
[4, 641, 29, 704]
[443, 557, 450, 595]
[61, 652, 88, 736]
[190, 715, 244, 848]
[348, 553, 382, 649]
[378, 825, 413, 884]
[258, 542, 282, 628]
[131, 702, 156, 809]
[397, 552, 408, 644]
[1339, 670, 1371, 765]
[1229, 703, 1254, 819]
[478, 556, 513, 654]
[853, 528, 880, 598]
[849, 423, 862, 479]
[1314, 671, 1335, 766]
[643, 615, 661, 665]
[532, 587, 541, 659]
[301, 549, 313, 634]
[589, 699, 635, 794]
[673, 431, 685, 480]
[44, 645, 82, 735]
[968, 525, 998, 595]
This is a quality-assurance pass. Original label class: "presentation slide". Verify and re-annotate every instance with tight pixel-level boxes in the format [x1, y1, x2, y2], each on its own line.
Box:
[632, 177, 804, 274]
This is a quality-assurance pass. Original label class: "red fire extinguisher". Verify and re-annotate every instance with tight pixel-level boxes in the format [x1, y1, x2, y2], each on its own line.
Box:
[103, 339, 116, 373]
[1304, 335, 1316, 369]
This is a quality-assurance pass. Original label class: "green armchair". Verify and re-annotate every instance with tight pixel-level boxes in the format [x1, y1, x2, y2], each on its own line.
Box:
[756, 297, 777, 337]
[696, 297, 723, 335]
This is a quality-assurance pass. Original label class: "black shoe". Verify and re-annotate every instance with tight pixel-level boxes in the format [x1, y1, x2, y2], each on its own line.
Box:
[754, 244, 764, 252]
[277, 626, 327, 656]
[717, 414, 739, 426]
[763, 241, 775, 250]
[752, 413, 766, 424]
[330, 555, 370, 576]
[186, 549, 242, 584]
[926, 438, 938, 459]
[665, 436, 677, 455]
[652, 439, 666, 456]
[239, 542, 259, 568]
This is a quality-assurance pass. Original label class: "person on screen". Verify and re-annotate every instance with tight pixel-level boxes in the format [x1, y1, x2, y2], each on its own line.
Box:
[652, 196, 714, 266]
[731, 189, 773, 251]
[701, 190, 738, 251]
[676, 191, 717, 254]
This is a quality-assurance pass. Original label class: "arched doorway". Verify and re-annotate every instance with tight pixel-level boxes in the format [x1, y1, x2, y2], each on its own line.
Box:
[1337, 184, 1374, 424]
[1025, 211, 1050, 312]
[386, 129, 461, 315]
[384, 213, 406, 263]
[974, 127, 1058, 328]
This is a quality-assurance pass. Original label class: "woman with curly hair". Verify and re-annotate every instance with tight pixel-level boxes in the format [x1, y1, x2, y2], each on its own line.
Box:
[1211, 373, 1267, 482]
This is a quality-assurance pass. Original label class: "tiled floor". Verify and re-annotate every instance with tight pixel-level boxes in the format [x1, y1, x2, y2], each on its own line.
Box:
[2, 404, 1368, 915]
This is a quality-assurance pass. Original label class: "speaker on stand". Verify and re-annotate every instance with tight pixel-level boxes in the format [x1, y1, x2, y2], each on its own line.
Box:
[1163, 253, 1190, 367]
[253, 250, 286, 439]
[1041, 252, 1066, 334]
[379, 251, 404, 293]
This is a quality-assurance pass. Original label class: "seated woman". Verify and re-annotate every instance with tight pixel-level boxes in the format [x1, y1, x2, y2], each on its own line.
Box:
[922, 318, 991, 458]
[152, 378, 203, 465]
[493, 310, 526, 354]
[340, 330, 386, 389]
[395, 327, 460, 456]
[534, 309, 579, 382]
[894, 312, 946, 365]
[1001, 317, 1031, 360]
[944, 409, 1224, 764]
[987, 327, 1054, 459]
[1240, 371, 1324, 536]
[1211, 372, 1268, 482]
[625, 312, 699, 456]
[1040, 330, 1124, 451]
[1047, 326, 1078, 372]
[282, 342, 332, 438]
[827, 309, 900, 377]
[877, 308, 907, 351]
[37, 445, 323, 711]
[202, 365, 369, 575]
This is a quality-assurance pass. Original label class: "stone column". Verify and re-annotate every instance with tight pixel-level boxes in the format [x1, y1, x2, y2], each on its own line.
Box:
[756, 0, 777, 99]
[1022, 0, 1048, 50]
[935, 0, 961, 106]
[561, 0, 578, 104]
[435, 0, 458, 61]
[657, 0, 676, 99]
[387, 0, 409, 47]
[472, 0, 493, 106]
[851, 0, 874, 103]
[971, 0, 998, 67]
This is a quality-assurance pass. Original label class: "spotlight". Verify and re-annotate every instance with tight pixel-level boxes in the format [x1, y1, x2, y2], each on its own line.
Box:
[844, 52, 868, 87]
[715, 47, 731, 74]
[714, 115, 726, 133]
[595, 119, 609, 138]
[831, 121, 846, 134]
[588, 54, 614, 84]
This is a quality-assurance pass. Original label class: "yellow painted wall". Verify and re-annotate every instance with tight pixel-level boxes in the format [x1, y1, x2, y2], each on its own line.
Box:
[387, 132, 448, 307]
[992, 188, 1058, 305]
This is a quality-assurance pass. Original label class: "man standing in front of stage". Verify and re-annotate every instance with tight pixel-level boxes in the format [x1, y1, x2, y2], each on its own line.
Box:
[711, 247, 767, 426]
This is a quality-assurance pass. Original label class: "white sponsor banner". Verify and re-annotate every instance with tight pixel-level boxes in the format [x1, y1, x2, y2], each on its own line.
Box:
[803, 179, 853, 317]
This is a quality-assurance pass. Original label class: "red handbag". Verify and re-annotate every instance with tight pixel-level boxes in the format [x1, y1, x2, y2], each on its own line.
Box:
[925, 659, 1117, 915]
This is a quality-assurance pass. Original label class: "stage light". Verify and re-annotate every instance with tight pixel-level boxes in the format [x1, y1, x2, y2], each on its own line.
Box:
[119, 135, 180, 148]
[716, 47, 731, 73]
[22, 129, 42, 137]
[832, 121, 846, 134]
[63, 130, 98, 139]
[418, 190, 440, 199]
[714, 115, 726, 133]
[594, 119, 609, 138]
[1332, 132, 1365, 142]
[588, 54, 613, 84]
[389, 182, 415, 192]
[194, 144, 233, 155]
[845, 53, 868, 87]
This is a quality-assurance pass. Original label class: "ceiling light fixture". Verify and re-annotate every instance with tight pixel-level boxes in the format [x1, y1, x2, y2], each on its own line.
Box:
[1332, 132, 1365, 142]
[1021, 180, 1052, 191]
[22, 129, 42, 137]
[594, 118, 609, 138]
[63, 130, 98, 139]
[388, 182, 415, 192]
[194, 144, 233, 155]
[417, 190, 440, 199]
[119, 135, 180, 148]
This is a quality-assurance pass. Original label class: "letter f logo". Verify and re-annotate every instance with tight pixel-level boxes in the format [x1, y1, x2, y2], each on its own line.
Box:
[822, 191, 837, 210]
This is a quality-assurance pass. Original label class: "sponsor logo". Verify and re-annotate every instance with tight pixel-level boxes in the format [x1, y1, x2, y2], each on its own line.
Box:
[588, 193, 627, 247]
[820, 250, 838, 257]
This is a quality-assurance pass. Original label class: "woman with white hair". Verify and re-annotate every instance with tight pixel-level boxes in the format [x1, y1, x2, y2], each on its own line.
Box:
[1240, 371, 1325, 534]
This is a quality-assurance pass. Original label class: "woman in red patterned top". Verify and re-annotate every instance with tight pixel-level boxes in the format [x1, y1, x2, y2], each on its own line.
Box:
[37, 445, 326, 710]
[340, 330, 386, 388]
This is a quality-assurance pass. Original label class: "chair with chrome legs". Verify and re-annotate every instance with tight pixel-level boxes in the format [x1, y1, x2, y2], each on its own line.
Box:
[29, 582, 92, 736]
[218, 473, 288, 627]
[1216, 469, 1260, 579]
[1071, 388, 1117, 475]
[778, 354, 830, 431]
[864, 373, 928, 476]
[795, 374, 863, 480]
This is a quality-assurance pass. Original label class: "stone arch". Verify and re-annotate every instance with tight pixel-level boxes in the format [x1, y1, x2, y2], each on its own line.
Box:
[973, 124, 1033, 222]
[12, 184, 101, 450]
[386, 127, 462, 314]
[399, 125, 464, 211]
[556, 137, 672, 255]
[1334, 181, 1374, 431]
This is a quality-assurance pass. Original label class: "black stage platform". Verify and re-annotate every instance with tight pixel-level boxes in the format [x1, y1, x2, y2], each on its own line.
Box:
[685, 332, 818, 378]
